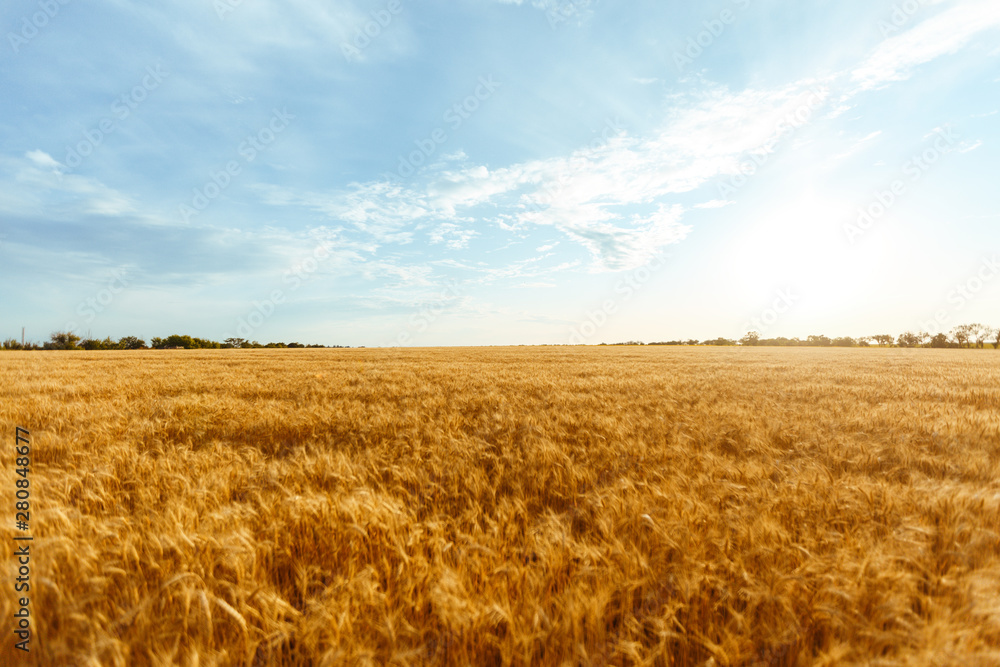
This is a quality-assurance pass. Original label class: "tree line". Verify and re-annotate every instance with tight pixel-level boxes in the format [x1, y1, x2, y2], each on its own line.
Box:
[615, 324, 1000, 349]
[1, 332, 345, 351]
[3, 324, 998, 351]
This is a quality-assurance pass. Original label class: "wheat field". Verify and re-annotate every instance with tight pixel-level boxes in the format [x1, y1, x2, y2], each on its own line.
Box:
[1, 347, 999, 666]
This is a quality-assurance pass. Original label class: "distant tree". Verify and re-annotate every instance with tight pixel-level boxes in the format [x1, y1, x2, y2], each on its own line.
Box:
[993, 327, 1000, 350]
[970, 323, 991, 349]
[162, 334, 192, 349]
[897, 331, 922, 348]
[929, 333, 950, 348]
[46, 331, 81, 350]
[740, 331, 760, 346]
[224, 337, 248, 349]
[759, 336, 800, 347]
[807, 335, 832, 347]
[951, 325, 974, 349]
[832, 337, 856, 347]
[702, 338, 736, 346]
[2, 338, 24, 350]
[149, 337, 166, 349]
[117, 336, 146, 350]
[872, 335, 894, 347]
[287, 342, 306, 348]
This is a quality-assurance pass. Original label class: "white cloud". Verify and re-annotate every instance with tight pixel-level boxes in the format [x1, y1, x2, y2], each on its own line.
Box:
[429, 223, 478, 250]
[489, 0, 596, 26]
[852, 0, 1000, 91]
[826, 103, 855, 120]
[694, 199, 732, 210]
[959, 139, 983, 153]
[0, 152, 135, 218]
[253, 79, 832, 272]
[254, 181, 423, 247]
[360, 261, 435, 288]
[555, 204, 689, 271]
[25, 150, 62, 171]
[830, 130, 883, 161]
[491, 0, 592, 11]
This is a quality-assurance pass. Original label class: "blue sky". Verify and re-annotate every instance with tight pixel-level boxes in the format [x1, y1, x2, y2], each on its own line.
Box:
[1, 0, 998, 346]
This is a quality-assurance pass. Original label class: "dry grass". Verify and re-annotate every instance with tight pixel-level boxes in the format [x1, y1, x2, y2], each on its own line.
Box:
[1, 347, 999, 666]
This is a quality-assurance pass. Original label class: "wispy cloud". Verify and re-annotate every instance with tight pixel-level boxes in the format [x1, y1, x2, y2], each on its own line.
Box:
[830, 130, 883, 161]
[851, 0, 1000, 91]
[959, 139, 983, 153]
[488, 0, 597, 28]
[429, 223, 478, 250]
[0, 151, 134, 218]
[694, 200, 733, 210]
[251, 80, 834, 272]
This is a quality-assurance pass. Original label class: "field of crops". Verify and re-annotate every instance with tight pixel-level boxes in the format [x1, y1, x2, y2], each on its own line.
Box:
[1, 347, 999, 666]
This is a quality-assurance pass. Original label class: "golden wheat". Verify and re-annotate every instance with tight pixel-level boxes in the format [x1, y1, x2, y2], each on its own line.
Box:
[1, 347, 999, 666]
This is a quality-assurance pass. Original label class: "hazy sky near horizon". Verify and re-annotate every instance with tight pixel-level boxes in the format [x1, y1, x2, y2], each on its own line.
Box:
[1, 0, 998, 346]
